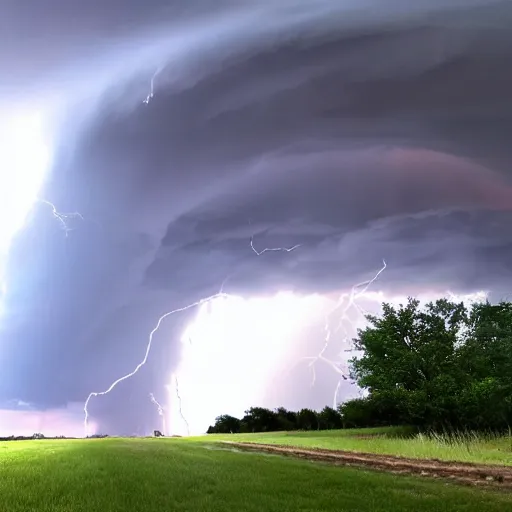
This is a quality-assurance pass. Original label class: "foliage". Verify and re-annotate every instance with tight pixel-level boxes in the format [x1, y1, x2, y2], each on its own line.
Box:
[207, 415, 241, 434]
[344, 299, 512, 431]
[318, 406, 343, 430]
[207, 406, 325, 434]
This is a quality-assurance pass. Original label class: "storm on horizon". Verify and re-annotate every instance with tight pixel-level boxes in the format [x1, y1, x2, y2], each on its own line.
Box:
[1, 0, 511, 437]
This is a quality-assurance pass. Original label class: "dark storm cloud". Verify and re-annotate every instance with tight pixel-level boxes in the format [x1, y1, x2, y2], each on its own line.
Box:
[145, 146, 512, 296]
[1, 0, 512, 434]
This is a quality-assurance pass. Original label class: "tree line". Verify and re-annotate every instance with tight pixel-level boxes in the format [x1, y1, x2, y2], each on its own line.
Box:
[207, 405, 344, 434]
[208, 299, 512, 434]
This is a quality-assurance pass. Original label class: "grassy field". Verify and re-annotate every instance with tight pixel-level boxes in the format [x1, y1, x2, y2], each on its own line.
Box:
[1, 438, 512, 511]
[198, 427, 512, 465]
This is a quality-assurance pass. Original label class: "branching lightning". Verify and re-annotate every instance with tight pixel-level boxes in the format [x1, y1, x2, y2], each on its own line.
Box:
[85, 234, 305, 436]
[85, 227, 385, 436]
[38, 199, 84, 235]
[84, 292, 232, 436]
[0, 198, 84, 316]
[250, 236, 301, 256]
[303, 260, 387, 408]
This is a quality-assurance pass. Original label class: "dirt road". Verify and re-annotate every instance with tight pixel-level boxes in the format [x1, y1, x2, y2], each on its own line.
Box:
[223, 441, 512, 488]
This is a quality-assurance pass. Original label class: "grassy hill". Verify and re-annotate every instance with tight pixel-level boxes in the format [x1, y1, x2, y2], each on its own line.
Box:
[196, 427, 512, 465]
[1, 437, 512, 511]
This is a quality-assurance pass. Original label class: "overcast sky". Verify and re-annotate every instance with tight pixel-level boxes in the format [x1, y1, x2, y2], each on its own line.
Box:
[1, 0, 511, 436]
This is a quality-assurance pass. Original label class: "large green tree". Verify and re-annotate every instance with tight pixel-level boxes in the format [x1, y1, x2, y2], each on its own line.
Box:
[456, 302, 512, 428]
[207, 414, 241, 434]
[351, 298, 467, 392]
[347, 298, 512, 430]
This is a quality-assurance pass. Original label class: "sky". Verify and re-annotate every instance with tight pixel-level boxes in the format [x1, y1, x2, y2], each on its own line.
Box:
[1, 0, 511, 437]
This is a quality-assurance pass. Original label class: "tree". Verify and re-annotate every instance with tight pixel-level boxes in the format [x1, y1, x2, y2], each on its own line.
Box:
[456, 302, 512, 429]
[296, 408, 318, 430]
[352, 298, 467, 392]
[275, 407, 298, 431]
[240, 407, 278, 433]
[459, 302, 512, 382]
[318, 406, 342, 430]
[208, 414, 241, 434]
[348, 298, 512, 431]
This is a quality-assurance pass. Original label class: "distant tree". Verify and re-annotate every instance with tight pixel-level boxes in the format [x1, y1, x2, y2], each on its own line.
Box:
[209, 415, 242, 434]
[318, 406, 342, 430]
[240, 407, 278, 433]
[338, 398, 378, 428]
[296, 408, 318, 431]
[275, 407, 298, 431]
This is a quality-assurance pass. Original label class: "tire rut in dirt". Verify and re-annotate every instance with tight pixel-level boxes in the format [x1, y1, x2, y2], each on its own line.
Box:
[222, 442, 512, 489]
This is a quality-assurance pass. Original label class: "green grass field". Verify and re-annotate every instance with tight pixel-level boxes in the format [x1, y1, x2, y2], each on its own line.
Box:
[1, 438, 512, 511]
[197, 427, 512, 465]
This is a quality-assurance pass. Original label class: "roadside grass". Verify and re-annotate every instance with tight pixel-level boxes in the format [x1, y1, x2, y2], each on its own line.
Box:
[195, 427, 512, 465]
[1, 438, 512, 512]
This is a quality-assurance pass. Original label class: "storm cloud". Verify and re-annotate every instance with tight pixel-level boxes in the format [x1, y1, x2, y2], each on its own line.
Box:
[1, 0, 511, 435]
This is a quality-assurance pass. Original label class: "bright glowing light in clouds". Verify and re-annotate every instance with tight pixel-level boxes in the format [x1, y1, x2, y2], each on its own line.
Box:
[168, 288, 488, 436]
[0, 105, 53, 312]
[168, 292, 326, 435]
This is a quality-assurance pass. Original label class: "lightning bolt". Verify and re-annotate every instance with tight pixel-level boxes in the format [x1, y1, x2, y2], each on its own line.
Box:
[171, 374, 190, 436]
[250, 235, 301, 255]
[143, 69, 161, 105]
[38, 199, 84, 235]
[1, 198, 83, 314]
[248, 234, 377, 407]
[85, 233, 305, 436]
[303, 260, 387, 408]
[84, 292, 233, 436]
[149, 392, 166, 435]
[85, 229, 381, 436]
